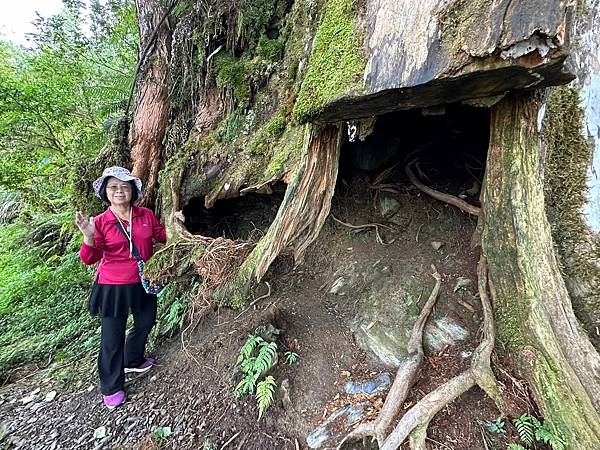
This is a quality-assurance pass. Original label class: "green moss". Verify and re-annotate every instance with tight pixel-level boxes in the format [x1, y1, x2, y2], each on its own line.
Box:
[215, 52, 251, 106]
[245, 109, 289, 155]
[257, 35, 285, 62]
[542, 86, 600, 344]
[266, 126, 303, 177]
[292, 0, 366, 123]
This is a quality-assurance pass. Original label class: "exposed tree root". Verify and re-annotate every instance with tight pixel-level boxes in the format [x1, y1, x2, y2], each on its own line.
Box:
[331, 214, 394, 246]
[405, 160, 481, 216]
[337, 265, 442, 448]
[338, 258, 504, 450]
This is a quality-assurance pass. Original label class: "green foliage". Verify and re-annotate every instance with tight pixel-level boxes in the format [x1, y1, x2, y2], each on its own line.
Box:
[234, 333, 280, 418]
[153, 426, 172, 439]
[511, 413, 565, 450]
[284, 351, 298, 365]
[506, 445, 527, 450]
[293, 0, 366, 123]
[483, 418, 506, 434]
[256, 375, 276, 419]
[202, 439, 218, 450]
[0, 217, 96, 377]
[0, 0, 137, 210]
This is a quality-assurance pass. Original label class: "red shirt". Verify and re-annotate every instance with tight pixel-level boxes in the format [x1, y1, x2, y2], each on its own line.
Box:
[80, 206, 167, 284]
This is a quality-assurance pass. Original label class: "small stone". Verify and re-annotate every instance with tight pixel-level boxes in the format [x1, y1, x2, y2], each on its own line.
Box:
[431, 241, 443, 250]
[45, 391, 57, 402]
[328, 277, 346, 295]
[379, 196, 401, 218]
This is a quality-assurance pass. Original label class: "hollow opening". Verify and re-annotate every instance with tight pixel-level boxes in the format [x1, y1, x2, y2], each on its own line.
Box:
[338, 103, 490, 195]
[182, 182, 287, 240]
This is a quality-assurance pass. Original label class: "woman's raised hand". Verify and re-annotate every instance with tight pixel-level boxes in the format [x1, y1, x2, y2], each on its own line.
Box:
[75, 211, 95, 240]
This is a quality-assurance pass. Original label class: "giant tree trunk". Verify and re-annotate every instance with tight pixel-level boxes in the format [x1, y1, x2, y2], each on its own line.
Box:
[128, 0, 172, 207]
[481, 92, 600, 447]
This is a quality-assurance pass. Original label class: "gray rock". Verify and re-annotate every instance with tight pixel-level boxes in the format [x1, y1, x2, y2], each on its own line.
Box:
[424, 317, 470, 353]
[431, 241, 444, 250]
[306, 401, 370, 449]
[345, 372, 391, 395]
[379, 196, 401, 218]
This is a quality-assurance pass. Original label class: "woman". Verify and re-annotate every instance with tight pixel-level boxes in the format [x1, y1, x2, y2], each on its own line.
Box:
[75, 166, 166, 409]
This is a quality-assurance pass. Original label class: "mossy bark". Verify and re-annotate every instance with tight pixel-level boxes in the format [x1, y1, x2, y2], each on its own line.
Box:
[481, 92, 600, 447]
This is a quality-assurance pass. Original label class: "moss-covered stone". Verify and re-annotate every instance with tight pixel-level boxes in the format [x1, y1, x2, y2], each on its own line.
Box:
[292, 0, 366, 123]
[438, 0, 492, 55]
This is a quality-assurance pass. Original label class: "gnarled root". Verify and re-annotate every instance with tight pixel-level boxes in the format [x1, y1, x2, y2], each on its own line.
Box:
[405, 160, 481, 216]
[339, 257, 504, 450]
[337, 265, 442, 449]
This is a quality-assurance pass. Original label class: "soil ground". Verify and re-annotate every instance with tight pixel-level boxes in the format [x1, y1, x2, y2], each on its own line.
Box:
[1, 170, 531, 450]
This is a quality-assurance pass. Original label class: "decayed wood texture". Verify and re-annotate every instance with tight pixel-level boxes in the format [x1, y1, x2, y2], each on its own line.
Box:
[482, 92, 600, 447]
[254, 124, 342, 281]
[313, 0, 574, 122]
[128, 0, 172, 206]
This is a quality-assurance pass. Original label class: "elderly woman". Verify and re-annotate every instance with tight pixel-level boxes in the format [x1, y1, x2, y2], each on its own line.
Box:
[75, 166, 166, 409]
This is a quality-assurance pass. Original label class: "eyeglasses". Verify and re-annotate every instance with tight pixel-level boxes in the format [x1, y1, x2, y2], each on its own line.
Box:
[106, 184, 132, 191]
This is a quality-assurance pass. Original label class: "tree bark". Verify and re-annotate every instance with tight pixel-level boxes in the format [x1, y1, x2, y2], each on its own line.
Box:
[129, 0, 172, 207]
[481, 92, 600, 447]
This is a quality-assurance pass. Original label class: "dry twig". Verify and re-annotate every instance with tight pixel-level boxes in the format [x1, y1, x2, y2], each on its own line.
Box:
[331, 214, 394, 246]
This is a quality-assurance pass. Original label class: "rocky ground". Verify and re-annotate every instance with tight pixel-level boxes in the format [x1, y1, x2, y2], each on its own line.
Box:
[1, 173, 530, 450]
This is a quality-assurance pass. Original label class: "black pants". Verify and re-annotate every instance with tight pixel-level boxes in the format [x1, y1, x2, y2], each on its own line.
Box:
[98, 295, 157, 395]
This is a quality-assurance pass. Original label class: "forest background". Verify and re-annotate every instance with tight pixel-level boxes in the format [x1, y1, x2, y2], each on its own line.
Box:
[0, 0, 182, 386]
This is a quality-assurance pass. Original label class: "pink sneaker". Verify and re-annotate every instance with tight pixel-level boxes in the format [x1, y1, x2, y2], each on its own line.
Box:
[124, 357, 156, 374]
[103, 390, 126, 409]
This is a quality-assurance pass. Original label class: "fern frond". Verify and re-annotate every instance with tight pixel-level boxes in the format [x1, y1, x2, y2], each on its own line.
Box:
[256, 375, 277, 419]
[513, 414, 536, 446]
[235, 375, 256, 397]
[506, 444, 527, 450]
[536, 423, 565, 450]
[236, 335, 262, 366]
[284, 351, 298, 365]
[254, 341, 277, 375]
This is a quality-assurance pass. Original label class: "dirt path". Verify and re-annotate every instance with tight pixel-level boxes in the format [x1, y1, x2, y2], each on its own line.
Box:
[1, 185, 526, 450]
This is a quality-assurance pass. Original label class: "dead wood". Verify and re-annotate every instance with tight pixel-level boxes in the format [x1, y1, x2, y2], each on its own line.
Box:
[337, 266, 442, 448]
[405, 161, 481, 216]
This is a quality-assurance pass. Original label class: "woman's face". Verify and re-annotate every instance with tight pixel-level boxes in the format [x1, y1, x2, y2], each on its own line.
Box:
[105, 177, 133, 207]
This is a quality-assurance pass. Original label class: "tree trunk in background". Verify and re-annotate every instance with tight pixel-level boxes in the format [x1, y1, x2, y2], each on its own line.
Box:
[129, 0, 172, 207]
[481, 92, 600, 448]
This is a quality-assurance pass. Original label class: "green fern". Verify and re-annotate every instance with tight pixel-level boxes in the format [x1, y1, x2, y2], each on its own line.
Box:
[506, 444, 527, 450]
[284, 351, 298, 365]
[536, 423, 566, 450]
[236, 335, 262, 366]
[256, 375, 277, 419]
[513, 413, 537, 446]
[254, 341, 277, 375]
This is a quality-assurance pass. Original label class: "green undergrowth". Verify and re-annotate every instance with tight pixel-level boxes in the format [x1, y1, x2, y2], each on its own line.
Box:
[0, 218, 96, 380]
[293, 0, 366, 123]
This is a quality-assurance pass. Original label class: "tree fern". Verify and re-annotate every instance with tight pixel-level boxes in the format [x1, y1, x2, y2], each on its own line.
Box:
[256, 375, 277, 419]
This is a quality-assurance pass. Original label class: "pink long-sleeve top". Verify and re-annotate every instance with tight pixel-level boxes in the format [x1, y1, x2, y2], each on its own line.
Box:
[80, 206, 167, 285]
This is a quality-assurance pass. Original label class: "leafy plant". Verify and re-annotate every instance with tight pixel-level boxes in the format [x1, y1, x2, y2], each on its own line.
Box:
[284, 351, 298, 365]
[234, 333, 279, 418]
[506, 445, 526, 450]
[202, 439, 218, 450]
[483, 418, 506, 434]
[510, 413, 565, 450]
[256, 375, 277, 419]
[153, 426, 172, 439]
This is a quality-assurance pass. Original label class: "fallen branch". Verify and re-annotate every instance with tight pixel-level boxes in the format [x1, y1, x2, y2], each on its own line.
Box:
[331, 214, 394, 246]
[405, 160, 481, 216]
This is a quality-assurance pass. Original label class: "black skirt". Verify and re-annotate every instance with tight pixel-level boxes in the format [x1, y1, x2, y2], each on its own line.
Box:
[89, 282, 157, 317]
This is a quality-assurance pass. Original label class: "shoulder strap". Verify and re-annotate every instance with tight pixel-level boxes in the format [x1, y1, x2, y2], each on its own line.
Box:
[115, 222, 143, 261]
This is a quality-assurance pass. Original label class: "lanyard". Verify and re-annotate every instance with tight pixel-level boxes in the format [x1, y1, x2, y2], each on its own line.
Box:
[110, 207, 133, 258]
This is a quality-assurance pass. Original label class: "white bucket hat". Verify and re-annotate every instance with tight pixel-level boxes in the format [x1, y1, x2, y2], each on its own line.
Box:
[92, 166, 143, 199]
